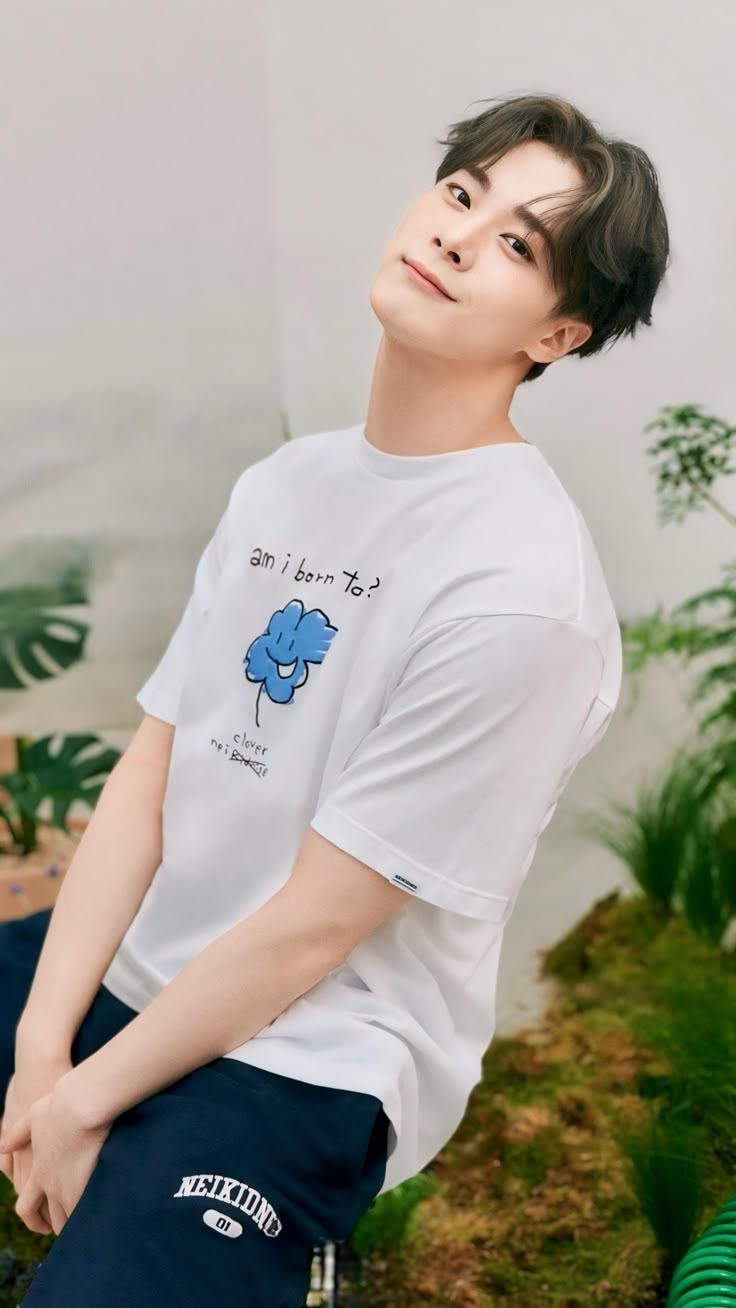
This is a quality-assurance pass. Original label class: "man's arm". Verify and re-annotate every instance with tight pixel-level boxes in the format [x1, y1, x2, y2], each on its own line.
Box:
[54, 827, 412, 1131]
[15, 715, 175, 1070]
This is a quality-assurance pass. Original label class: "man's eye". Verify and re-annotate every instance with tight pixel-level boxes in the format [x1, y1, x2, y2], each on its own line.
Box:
[446, 184, 532, 263]
[446, 182, 470, 208]
[504, 235, 533, 262]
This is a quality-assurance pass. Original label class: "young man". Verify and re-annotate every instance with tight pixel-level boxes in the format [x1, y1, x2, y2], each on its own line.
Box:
[0, 92, 668, 1303]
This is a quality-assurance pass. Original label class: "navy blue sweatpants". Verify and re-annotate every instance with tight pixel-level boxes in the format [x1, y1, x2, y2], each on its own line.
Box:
[0, 907, 390, 1307]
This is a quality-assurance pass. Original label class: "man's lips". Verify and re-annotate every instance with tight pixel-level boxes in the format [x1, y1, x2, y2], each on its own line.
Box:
[402, 257, 455, 300]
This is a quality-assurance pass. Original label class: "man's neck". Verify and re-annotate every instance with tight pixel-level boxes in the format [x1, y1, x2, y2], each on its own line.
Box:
[364, 335, 528, 456]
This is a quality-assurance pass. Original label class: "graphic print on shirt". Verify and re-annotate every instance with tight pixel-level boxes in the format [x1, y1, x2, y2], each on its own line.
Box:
[243, 597, 339, 728]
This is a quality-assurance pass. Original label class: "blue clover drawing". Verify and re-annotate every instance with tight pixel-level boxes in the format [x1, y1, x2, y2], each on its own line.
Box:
[243, 599, 338, 727]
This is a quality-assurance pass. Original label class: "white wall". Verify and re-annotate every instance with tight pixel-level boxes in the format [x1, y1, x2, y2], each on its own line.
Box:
[0, 0, 281, 734]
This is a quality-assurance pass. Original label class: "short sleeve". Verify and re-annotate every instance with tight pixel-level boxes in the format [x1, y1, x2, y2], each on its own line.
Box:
[135, 503, 231, 725]
[309, 614, 604, 924]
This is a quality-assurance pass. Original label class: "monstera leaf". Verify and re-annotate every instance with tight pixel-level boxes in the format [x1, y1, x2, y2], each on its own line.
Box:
[1, 734, 121, 839]
[0, 571, 91, 690]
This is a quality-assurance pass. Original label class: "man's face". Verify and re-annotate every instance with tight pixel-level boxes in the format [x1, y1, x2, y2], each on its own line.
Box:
[369, 139, 588, 375]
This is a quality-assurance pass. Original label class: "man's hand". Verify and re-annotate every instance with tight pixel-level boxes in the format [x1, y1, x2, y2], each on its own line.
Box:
[1, 1053, 75, 1233]
[0, 1079, 113, 1236]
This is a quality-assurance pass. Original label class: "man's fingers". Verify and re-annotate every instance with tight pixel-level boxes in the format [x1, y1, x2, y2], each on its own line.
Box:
[47, 1194, 66, 1235]
[10, 1145, 34, 1197]
[15, 1171, 53, 1235]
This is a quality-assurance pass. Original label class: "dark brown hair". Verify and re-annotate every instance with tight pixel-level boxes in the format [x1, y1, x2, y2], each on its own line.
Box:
[434, 93, 671, 383]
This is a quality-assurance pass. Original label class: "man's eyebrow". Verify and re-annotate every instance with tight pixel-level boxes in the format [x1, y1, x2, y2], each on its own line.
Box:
[461, 163, 556, 263]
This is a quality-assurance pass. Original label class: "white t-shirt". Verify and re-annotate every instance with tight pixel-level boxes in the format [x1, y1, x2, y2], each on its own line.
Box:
[102, 421, 622, 1197]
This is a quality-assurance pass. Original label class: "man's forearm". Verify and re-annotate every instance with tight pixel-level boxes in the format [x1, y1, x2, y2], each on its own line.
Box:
[15, 749, 168, 1064]
[54, 893, 347, 1131]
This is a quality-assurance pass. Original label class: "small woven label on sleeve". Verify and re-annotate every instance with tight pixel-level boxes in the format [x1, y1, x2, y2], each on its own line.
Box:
[392, 873, 419, 892]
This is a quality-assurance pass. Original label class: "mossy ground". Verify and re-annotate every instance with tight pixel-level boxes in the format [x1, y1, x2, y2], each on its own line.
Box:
[2, 891, 734, 1306]
[347, 891, 736, 1306]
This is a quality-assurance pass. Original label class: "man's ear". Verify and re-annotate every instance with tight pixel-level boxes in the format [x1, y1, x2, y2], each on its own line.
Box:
[529, 318, 592, 366]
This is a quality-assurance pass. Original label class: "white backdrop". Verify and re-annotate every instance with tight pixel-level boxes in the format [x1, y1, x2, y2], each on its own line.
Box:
[0, 0, 281, 735]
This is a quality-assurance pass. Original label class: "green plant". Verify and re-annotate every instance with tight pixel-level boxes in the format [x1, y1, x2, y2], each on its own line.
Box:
[616, 1102, 707, 1270]
[0, 536, 124, 856]
[0, 550, 92, 693]
[582, 403, 736, 943]
[630, 961, 736, 1150]
[349, 1172, 441, 1261]
[677, 805, 734, 946]
[0, 734, 121, 857]
[620, 404, 736, 742]
[579, 750, 706, 913]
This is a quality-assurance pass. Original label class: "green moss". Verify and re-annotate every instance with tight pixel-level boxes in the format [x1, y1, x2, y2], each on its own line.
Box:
[500, 1125, 569, 1188]
[352, 890, 736, 1305]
